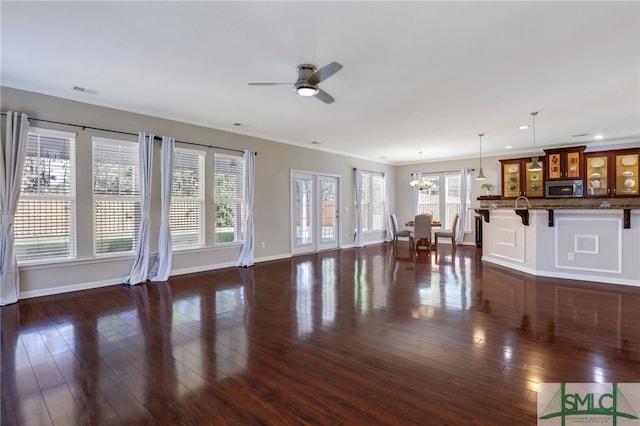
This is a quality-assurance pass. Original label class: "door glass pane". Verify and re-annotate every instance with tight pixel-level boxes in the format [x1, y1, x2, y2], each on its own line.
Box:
[548, 153, 561, 179]
[320, 179, 336, 243]
[295, 178, 313, 246]
[616, 153, 638, 195]
[587, 155, 608, 196]
[567, 151, 580, 178]
[525, 161, 544, 197]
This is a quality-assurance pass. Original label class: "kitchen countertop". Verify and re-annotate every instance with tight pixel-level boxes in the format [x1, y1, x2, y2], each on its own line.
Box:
[477, 199, 640, 210]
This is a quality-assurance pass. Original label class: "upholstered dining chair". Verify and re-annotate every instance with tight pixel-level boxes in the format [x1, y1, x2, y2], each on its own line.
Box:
[390, 213, 413, 250]
[434, 213, 459, 250]
[412, 213, 433, 256]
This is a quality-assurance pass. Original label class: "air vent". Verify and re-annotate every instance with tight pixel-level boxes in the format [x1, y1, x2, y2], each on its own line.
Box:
[572, 133, 589, 137]
[72, 86, 99, 95]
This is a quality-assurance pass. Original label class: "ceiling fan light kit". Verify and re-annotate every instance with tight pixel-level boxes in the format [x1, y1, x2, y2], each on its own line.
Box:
[249, 62, 342, 103]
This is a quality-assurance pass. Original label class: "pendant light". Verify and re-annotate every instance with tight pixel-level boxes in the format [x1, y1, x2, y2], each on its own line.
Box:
[476, 133, 487, 180]
[410, 151, 424, 188]
[528, 112, 543, 172]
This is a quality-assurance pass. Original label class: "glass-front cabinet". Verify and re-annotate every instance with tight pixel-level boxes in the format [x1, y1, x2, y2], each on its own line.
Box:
[616, 151, 639, 196]
[584, 149, 639, 197]
[500, 157, 545, 198]
[544, 146, 585, 181]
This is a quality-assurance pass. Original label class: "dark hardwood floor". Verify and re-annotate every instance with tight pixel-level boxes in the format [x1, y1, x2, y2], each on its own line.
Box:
[2, 244, 639, 425]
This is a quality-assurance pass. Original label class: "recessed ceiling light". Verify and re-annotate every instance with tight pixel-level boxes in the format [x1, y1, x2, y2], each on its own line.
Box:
[519, 125, 529, 130]
[505, 145, 513, 149]
[593, 134, 604, 140]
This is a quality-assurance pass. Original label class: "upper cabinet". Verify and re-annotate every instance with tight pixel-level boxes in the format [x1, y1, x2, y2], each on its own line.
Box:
[585, 149, 639, 197]
[544, 146, 585, 181]
[500, 157, 545, 198]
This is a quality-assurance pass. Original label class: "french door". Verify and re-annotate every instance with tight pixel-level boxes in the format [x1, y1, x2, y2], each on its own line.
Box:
[291, 172, 340, 255]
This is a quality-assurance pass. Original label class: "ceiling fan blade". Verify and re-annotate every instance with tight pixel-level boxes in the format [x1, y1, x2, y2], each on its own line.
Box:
[312, 62, 343, 83]
[314, 88, 335, 104]
[248, 83, 293, 86]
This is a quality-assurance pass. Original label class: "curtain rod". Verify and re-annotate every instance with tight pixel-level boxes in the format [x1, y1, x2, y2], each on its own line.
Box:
[1, 112, 253, 155]
[353, 167, 385, 174]
[411, 168, 475, 175]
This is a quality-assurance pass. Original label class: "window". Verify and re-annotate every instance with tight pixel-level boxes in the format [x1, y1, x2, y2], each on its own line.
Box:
[92, 137, 139, 255]
[360, 171, 386, 231]
[416, 176, 440, 222]
[15, 128, 76, 261]
[213, 154, 245, 244]
[171, 149, 205, 248]
[445, 174, 472, 231]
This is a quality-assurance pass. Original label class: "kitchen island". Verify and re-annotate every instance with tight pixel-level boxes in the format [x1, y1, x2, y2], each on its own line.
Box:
[476, 199, 640, 287]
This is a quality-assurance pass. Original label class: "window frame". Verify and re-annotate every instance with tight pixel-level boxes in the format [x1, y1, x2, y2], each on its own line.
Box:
[171, 147, 206, 249]
[15, 127, 77, 264]
[92, 137, 140, 256]
[213, 153, 245, 245]
[360, 171, 386, 232]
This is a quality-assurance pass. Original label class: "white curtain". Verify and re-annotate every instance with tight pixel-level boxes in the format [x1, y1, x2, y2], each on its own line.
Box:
[456, 168, 469, 244]
[383, 172, 393, 242]
[413, 184, 419, 216]
[237, 150, 256, 267]
[353, 168, 364, 247]
[125, 133, 154, 285]
[150, 136, 174, 281]
[0, 112, 30, 306]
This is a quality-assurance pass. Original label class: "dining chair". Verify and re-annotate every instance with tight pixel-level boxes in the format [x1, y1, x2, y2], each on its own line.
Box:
[412, 213, 432, 255]
[434, 213, 459, 250]
[390, 213, 413, 250]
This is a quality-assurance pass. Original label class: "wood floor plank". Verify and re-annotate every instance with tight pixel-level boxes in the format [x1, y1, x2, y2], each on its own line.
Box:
[2, 244, 640, 425]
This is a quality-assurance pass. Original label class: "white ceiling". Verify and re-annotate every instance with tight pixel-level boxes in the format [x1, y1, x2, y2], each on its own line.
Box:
[2, 1, 639, 165]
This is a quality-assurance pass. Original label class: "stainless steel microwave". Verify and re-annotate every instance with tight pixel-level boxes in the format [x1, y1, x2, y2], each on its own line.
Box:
[545, 180, 584, 198]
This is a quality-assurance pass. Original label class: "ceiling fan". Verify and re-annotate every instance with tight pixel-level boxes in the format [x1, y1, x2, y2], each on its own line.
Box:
[249, 62, 343, 104]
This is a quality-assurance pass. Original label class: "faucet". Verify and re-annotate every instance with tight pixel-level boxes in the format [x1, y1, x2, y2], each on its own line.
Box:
[514, 195, 531, 209]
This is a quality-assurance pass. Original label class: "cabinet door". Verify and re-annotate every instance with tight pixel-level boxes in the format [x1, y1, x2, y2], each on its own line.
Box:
[547, 152, 562, 180]
[615, 153, 639, 196]
[502, 162, 521, 198]
[585, 154, 609, 197]
[566, 150, 581, 178]
[524, 159, 544, 197]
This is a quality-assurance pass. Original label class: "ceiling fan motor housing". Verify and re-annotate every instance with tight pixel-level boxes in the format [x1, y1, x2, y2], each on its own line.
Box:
[295, 64, 319, 95]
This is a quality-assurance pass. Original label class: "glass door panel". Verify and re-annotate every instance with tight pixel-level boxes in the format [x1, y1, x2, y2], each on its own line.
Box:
[586, 155, 608, 197]
[318, 176, 339, 251]
[503, 162, 520, 198]
[525, 160, 544, 197]
[616, 153, 638, 195]
[294, 176, 313, 248]
[548, 153, 562, 179]
[566, 151, 581, 178]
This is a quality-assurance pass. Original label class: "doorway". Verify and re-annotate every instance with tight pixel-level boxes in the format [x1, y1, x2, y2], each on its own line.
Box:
[291, 172, 340, 255]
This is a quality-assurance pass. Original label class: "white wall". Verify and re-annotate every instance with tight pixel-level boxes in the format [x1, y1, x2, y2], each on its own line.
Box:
[1, 87, 395, 298]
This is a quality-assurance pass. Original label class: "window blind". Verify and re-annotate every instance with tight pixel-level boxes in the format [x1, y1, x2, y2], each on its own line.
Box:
[93, 137, 140, 254]
[15, 129, 76, 261]
[171, 149, 204, 248]
[214, 154, 245, 244]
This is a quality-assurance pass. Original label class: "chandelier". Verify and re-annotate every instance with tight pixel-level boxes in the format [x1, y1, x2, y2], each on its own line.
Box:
[409, 172, 435, 190]
[409, 152, 436, 190]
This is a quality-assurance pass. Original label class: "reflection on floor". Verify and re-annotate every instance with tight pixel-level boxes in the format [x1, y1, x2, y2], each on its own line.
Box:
[2, 243, 639, 424]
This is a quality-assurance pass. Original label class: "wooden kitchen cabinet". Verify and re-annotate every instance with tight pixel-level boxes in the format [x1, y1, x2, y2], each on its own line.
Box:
[544, 146, 585, 180]
[585, 149, 639, 197]
[500, 157, 545, 198]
